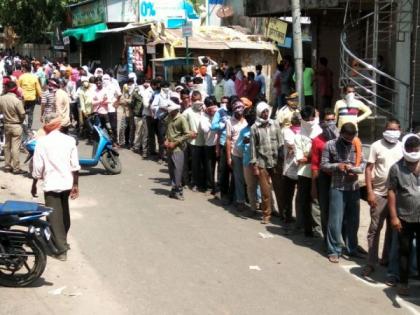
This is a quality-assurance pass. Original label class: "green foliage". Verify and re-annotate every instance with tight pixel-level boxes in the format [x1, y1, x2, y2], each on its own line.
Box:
[0, 0, 79, 43]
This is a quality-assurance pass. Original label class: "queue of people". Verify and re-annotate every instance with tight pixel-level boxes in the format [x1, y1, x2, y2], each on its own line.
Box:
[0, 53, 419, 297]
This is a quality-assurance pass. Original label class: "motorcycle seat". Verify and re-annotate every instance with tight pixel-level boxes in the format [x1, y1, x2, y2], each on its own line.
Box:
[0, 201, 44, 216]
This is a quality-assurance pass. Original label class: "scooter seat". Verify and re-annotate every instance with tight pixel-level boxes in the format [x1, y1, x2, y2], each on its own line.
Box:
[0, 201, 44, 216]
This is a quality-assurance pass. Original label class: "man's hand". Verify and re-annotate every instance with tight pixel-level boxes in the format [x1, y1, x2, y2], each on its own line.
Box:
[70, 185, 79, 200]
[367, 191, 377, 209]
[31, 181, 38, 198]
[338, 163, 347, 172]
[391, 216, 402, 232]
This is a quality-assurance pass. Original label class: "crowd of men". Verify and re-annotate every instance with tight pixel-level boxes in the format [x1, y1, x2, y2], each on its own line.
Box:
[0, 53, 419, 296]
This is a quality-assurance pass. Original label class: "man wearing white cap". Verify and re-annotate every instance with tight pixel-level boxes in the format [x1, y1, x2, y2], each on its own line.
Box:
[164, 100, 194, 200]
[250, 101, 283, 224]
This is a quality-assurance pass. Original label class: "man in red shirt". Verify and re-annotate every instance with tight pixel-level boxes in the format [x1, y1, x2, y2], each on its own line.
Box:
[245, 72, 260, 104]
[311, 108, 338, 242]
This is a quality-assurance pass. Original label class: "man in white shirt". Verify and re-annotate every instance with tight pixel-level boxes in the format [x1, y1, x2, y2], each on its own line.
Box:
[102, 74, 121, 144]
[363, 118, 403, 278]
[31, 113, 80, 261]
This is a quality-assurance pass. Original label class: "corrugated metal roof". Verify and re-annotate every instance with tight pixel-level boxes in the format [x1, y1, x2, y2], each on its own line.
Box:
[163, 27, 274, 51]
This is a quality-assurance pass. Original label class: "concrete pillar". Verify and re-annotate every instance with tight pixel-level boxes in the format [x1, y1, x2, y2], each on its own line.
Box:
[395, 0, 413, 130]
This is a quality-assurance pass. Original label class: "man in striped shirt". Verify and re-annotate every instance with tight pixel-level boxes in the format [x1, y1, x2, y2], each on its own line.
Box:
[334, 85, 372, 130]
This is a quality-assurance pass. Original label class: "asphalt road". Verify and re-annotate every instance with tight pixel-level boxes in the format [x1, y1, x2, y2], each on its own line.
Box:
[1, 111, 420, 314]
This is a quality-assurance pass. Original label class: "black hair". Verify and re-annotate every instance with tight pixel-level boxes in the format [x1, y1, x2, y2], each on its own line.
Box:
[300, 106, 315, 121]
[405, 136, 420, 151]
[180, 88, 190, 97]
[193, 77, 203, 84]
[340, 122, 357, 136]
[386, 118, 400, 128]
[170, 97, 180, 105]
[161, 81, 170, 88]
[320, 107, 335, 121]
[204, 96, 217, 107]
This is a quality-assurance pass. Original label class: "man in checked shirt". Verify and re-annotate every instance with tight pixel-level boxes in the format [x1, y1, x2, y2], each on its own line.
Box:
[321, 122, 366, 263]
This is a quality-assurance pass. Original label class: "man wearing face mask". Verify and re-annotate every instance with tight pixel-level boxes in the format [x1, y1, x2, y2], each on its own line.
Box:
[311, 108, 338, 242]
[388, 134, 420, 296]
[321, 122, 366, 263]
[250, 102, 283, 223]
[151, 81, 173, 162]
[294, 106, 323, 237]
[362, 119, 403, 277]
[277, 92, 301, 130]
[334, 85, 372, 130]
[183, 91, 205, 191]
[227, 100, 248, 211]
[78, 77, 93, 138]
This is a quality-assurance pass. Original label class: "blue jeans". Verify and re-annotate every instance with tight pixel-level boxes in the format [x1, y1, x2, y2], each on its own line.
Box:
[232, 155, 245, 203]
[327, 189, 360, 257]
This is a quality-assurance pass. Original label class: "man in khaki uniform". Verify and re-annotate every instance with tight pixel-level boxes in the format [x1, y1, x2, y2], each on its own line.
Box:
[0, 81, 26, 174]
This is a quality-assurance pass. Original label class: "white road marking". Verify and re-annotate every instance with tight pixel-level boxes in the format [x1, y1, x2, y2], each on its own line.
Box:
[340, 264, 420, 315]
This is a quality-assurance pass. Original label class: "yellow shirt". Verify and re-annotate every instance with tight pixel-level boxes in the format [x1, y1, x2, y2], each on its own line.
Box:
[18, 73, 42, 101]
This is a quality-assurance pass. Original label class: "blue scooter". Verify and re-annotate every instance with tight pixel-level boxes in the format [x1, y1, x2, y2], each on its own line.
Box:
[0, 200, 58, 287]
[25, 115, 122, 175]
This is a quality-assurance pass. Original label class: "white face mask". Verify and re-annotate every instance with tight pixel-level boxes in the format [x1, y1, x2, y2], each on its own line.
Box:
[345, 92, 355, 104]
[383, 130, 401, 144]
[403, 150, 420, 163]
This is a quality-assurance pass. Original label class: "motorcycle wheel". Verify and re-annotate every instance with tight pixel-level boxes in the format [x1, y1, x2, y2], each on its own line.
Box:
[0, 237, 47, 287]
[101, 151, 122, 174]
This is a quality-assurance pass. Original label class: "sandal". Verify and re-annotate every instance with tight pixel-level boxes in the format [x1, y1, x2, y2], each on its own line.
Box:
[362, 265, 375, 277]
[328, 255, 339, 263]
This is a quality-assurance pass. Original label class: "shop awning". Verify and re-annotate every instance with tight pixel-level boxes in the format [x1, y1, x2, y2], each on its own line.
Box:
[63, 23, 107, 42]
[97, 22, 152, 34]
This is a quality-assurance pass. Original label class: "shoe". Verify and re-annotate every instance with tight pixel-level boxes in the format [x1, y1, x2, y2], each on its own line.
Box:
[52, 252, 67, 261]
[12, 169, 26, 175]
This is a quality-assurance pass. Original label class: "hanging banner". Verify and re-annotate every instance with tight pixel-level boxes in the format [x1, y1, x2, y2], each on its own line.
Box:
[266, 19, 288, 45]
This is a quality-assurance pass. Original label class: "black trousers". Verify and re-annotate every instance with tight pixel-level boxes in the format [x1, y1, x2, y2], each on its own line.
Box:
[24, 100, 37, 131]
[297, 176, 313, 236]
[182, 143, 192, 187]
[282, 175, 297, 220]
[108, 112, 117, 142]
[146, 116, 157, 156]
[218, 144, 234, 199]
[399, 220, 420, 285]
[191, 145, 206, 188]
[45, 190, 71, 253]
[204, 145, 217, 191]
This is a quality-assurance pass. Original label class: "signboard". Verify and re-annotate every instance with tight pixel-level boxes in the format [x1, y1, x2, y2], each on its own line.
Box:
[139, 0, 199, 28]
[266, 19, 287, 45]
[107, 0, 138, 23]
[72, 0, 106, 27]
[182, 21, 193, 37]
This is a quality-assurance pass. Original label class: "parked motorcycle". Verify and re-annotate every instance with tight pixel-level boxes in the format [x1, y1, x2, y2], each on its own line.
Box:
[0, 200, 58, 287]
[25, 114, 122, 175]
